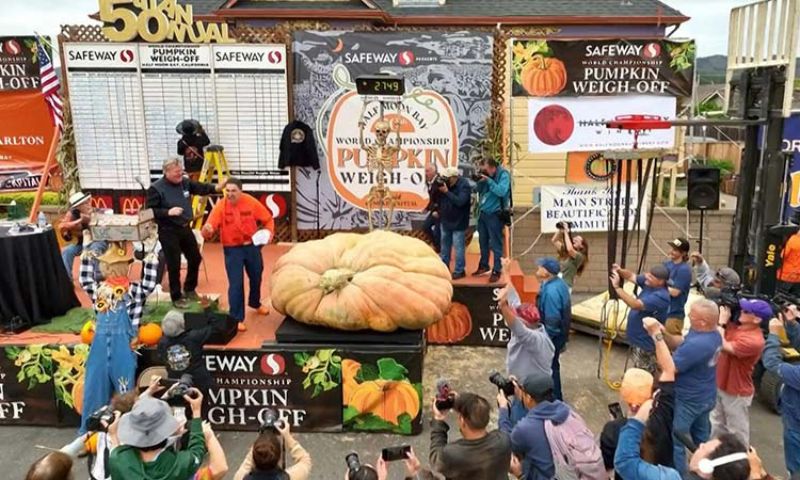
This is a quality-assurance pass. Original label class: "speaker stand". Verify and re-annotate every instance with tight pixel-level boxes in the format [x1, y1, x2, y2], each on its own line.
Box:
[699, 208, 706, 254]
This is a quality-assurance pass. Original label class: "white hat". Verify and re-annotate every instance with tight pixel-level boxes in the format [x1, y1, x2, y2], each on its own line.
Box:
[442, 167, 459, 178]
[68, 192, 91, 208]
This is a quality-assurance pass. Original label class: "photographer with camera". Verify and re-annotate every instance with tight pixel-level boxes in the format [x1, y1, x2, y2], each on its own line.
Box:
[177, 120, 211, 182]
[710, 300, 769, 447]
[108, 388, 210, 479]
[473, 158, 511, 284]
[764, 303, 800, 474]
[430, 391, 511, 480]
[614, 399, 751, 480]
[437, 167, 472, 280]
[423, 164, 441, 253]
[498, 371, 604, 479]
[158, 310, 214, 416]
[601, 315, 679, 479]
[550, 222, 589, 291]
[233, 412, 311, 480]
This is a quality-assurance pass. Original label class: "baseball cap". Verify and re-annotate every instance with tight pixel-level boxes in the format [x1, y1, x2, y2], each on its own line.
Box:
[739, 298, 773, 321]
[537, 257, 561, 276]
[441, 167, 459, 178]
[667, 238, 690, 253]
[715, 267, 741, 287]
[620, 368, 654, 407]
[521, 372, 554, 401]
[649, 264, 670, 282]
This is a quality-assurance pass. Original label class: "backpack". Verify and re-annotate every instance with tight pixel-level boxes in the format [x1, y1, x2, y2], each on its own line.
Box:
[543, 409, 608, 480]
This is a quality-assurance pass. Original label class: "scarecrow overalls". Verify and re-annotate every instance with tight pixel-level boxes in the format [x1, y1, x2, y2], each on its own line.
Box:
[78, 252, 159, 433]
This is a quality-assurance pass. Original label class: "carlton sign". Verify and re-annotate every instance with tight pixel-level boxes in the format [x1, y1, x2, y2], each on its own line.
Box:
[325, 90, 458, 212]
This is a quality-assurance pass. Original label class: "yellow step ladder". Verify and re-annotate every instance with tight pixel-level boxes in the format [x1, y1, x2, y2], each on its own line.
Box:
[192, 145, 229, 230]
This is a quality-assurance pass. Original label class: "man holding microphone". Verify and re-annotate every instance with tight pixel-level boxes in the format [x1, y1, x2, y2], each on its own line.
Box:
[202, 177, 274, 332]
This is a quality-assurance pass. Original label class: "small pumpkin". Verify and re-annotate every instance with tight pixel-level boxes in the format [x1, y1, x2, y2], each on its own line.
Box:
[348, 379, 420, 424]
[80, 321, 95, 345]
[426, 302, 472, 344]
[138, 323, 163, 346]
[342, 359, 361, 405]
[520, 54, 567, 97]
[72, 379, 84, 414]
[271, 230, 453, 332]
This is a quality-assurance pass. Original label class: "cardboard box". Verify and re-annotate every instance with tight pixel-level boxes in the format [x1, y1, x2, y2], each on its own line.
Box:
[90, 209, 155, 241]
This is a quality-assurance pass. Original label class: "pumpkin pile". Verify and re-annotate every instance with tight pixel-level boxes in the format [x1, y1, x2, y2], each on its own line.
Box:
[270, 230, 453, 332]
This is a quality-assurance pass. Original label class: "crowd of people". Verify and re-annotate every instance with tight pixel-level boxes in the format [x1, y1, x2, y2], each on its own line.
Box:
[40, 128, 800, 479]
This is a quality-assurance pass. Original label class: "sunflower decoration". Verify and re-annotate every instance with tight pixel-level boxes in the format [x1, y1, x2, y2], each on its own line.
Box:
[95, 299, 109, 313]
[112, 285, 126, 300]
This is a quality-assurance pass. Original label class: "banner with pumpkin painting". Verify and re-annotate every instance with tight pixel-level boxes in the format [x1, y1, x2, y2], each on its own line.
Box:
[511, 39, 695, 98]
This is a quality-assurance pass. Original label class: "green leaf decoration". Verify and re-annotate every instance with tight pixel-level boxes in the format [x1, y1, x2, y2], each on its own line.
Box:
[312, 372, 325, 385]
[312, 384, 322, 398]
[293, 352, 310, 367]
[302, 376, 312, 389]
[343, 405, 360, 423]
[5, 346, 21, 360]
[413, 383, 423, 403]
[356, 364, 379, 383]
[377, 358, 408, 381]
[317, 349, 334, 362]
[396, 413, 413, 435]
[332, 355, 342, 362]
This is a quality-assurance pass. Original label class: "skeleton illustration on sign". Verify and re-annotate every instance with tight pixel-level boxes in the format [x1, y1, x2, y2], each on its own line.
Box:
[358, 116, 402, 230]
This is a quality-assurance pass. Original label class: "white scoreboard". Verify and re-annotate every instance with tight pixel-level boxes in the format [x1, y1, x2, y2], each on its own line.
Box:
[63, 42, 290, 192]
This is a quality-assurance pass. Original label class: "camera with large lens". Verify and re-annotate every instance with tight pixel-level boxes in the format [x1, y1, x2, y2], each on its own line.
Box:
[488, 371, 515, 397]
[470, 170, 486, 183]
[86, 405, 115, 432]
[345, 452, 362, 477]
[433, 175, 446, 188]
[556, 221, 573, 230]
[259, 407, 285, 434]
[163, 374, 196, 402]
[434, 378, 455, 411]
[176, 119, 201, 136]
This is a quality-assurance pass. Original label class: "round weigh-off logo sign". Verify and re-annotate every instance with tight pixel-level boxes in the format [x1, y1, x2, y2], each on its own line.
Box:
[325, 90, 459, 212]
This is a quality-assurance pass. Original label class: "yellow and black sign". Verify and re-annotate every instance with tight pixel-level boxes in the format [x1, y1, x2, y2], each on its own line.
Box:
[99, 0, 234, 44]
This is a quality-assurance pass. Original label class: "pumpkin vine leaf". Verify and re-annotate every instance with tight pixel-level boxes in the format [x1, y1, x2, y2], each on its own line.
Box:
[356, 364, 379, 382]
[376, 358, 408, 381]
[343, 405, 360, 424]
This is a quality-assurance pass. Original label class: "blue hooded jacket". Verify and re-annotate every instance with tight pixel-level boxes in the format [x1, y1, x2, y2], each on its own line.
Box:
[499, 400, 571, 479]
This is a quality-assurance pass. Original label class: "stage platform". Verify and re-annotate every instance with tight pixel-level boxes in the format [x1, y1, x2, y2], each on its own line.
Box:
[0, 240, 534, 431]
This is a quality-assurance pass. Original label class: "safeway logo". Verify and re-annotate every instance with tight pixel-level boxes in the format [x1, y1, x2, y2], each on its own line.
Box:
[642, 43, 661, 59]
[267, 50, 282, 64]
[1, 40, 22, 56]
[260, 353, 286, 375]
[398, 50, 415, 66]
[120, 49, 135, 63]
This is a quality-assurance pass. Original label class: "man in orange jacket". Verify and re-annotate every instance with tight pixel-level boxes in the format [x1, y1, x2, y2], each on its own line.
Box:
[778, 228, 800, 296]
[202, 177, 275, 331]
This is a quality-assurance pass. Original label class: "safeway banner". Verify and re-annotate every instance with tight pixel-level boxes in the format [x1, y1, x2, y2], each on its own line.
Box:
[512, 39, 695, 97]
[528, 96, 676, 153]
[0, 90, 56, 191]
[0, 37, 41, 92]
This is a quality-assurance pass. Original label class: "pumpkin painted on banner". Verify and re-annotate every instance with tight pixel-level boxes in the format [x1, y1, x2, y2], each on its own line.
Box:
[342, 359, 361, 405]
[349, 380, 420, 424]
[80, 321, 95, 345]
[521, 55, 567, 97]
[270, 230, 453, 332]
[138, 323, 162, 346]
[72, 379, 84, 414]
[426, 302, 472, 344]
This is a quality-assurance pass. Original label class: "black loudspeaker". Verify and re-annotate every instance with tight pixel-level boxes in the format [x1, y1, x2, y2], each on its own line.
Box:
[184, 311, 238, 345]
[687, 167, 721, 211]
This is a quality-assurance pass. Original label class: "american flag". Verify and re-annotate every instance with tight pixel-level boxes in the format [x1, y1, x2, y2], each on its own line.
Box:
[37, 40, 63, 132]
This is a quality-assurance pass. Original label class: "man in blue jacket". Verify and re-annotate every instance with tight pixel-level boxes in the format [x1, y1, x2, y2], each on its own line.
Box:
[437, 167, 472, 280]
[474, 158, 511, 283]
[764, 304, 800, 475]
[498, 372, 570, 480]
[535, 257, 571, 400]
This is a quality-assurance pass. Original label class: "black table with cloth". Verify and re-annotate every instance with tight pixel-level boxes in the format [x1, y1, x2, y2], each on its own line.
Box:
[0, 226, 79, 330]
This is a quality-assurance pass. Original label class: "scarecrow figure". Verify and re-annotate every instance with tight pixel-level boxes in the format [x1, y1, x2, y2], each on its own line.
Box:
[78, 230, 160, 433]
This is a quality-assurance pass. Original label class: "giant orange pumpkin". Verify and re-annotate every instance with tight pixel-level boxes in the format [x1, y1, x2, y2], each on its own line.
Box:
[80, 321, 95, 345]
[138, 323, 163, 346]
[342, 359, 361, 405]
[426, 302, 472, 344]
[270, 231, 453, 332]
[521, 55, 567, 97]
[348, 380, 420, 424]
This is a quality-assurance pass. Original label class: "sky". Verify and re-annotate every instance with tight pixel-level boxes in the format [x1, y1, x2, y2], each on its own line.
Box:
[0, 0, 751, 63]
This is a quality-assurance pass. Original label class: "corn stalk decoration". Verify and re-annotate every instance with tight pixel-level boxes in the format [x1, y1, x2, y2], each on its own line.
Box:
[56, 102, 80, 204]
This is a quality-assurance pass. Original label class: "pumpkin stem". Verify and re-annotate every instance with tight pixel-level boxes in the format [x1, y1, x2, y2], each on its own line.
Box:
[533, 54, 547, 70]
[319, 268, 356, 293]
